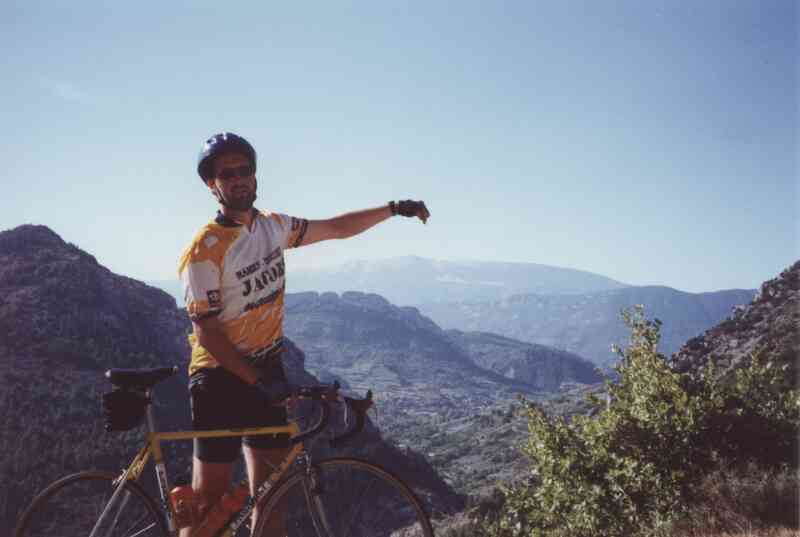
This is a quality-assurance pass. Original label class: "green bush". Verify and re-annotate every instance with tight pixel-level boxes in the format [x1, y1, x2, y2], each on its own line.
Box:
[481, 306, 799, 537]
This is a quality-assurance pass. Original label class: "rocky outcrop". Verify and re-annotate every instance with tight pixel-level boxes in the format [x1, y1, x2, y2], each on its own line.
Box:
[0, 224, 189, 369]
[671, 261, 799, 379]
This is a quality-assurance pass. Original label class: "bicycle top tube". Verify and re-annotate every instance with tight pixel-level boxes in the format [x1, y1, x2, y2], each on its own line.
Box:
[104, 368, 374, 448]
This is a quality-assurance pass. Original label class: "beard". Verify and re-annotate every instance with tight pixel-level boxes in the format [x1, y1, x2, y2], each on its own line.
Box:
[226, 190, 257, 210]
[215, 179, 257, 210]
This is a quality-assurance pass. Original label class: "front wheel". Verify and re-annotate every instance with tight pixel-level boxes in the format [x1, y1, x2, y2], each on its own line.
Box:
[14, 470, 167, 537]
[253, 457, 434, 537]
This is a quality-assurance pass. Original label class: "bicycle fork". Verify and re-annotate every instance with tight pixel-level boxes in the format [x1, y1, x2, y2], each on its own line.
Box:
[303, 463, 337, 537]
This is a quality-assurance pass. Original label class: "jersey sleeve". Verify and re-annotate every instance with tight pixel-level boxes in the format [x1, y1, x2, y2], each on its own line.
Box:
[272, 213, 309, 249]
[178, 232, 227, 321]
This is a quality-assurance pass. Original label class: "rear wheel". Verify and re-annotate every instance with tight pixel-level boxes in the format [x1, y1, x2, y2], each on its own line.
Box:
[14, 470, 167, 537]
[253, 458, 434, 537]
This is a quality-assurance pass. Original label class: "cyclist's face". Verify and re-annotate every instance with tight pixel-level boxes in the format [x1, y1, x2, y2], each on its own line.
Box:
[207, 153, 257, 210]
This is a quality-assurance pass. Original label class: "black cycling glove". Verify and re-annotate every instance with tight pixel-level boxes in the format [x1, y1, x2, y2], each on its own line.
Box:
[389, 200, 430, 223]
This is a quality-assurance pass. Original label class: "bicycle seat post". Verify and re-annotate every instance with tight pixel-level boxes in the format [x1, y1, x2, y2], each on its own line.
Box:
[143, 389, 158, 434]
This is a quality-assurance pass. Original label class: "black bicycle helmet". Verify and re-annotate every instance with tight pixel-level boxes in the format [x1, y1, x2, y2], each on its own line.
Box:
[197, 132, 257, 182]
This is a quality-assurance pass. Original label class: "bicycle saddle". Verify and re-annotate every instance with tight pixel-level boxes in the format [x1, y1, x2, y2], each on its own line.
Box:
[105, 367, 178, 390]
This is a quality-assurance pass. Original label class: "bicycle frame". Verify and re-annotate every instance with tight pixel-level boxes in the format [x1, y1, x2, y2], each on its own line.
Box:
[91, 389, 307, 537]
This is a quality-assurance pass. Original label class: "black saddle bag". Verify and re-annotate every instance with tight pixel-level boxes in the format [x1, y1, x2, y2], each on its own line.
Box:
[102, 389, 149, 432]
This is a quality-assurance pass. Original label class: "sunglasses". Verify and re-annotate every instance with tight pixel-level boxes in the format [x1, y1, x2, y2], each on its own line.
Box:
[217, 164, 255, 181]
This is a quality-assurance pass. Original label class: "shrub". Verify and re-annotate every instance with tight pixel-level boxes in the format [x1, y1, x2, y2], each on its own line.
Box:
[482, 306, 799, 537]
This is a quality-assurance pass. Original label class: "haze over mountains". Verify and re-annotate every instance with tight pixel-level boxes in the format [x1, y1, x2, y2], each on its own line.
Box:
[286, 259, 755, 368]
[288, 257, 631, 304]
[153, 257, 754, 369]
[149, 255, 629, 308]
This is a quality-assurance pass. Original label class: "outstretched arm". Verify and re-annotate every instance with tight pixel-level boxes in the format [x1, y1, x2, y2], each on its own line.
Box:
[300, 200, 430, 247]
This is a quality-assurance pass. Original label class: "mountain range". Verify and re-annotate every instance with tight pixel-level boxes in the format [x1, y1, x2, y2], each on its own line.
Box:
[286, 257, 630, 304]
[420, 285, 756, 367]
[153, 258, 754, 369]
[149, 256, 628, 307]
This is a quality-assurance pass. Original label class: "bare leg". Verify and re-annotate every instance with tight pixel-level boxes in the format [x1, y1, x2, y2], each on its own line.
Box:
[244, 445, 290, 536]
[178, 457, 233, 537]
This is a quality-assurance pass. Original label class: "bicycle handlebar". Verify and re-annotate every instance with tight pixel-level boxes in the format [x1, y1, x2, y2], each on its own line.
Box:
[330, 391, 373, 448]
[285, 382, 374, 447]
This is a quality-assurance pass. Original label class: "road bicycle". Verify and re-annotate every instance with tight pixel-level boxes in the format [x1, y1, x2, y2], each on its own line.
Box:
[14, 366, 434, 537]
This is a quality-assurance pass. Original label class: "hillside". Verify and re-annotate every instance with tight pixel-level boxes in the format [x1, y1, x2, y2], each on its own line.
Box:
[672, 260, 799, 379]
[420, 285, 756, 367]
[0, 225, 189, 369]
[283, 291, 601, 430]
[445, 330, 602, 391]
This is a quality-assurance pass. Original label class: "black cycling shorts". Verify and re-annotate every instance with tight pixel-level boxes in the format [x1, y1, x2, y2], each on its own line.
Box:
[189, 357, 290, 463]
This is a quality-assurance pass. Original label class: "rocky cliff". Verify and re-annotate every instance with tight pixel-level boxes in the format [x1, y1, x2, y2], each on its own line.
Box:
[672, 261, 799, 380]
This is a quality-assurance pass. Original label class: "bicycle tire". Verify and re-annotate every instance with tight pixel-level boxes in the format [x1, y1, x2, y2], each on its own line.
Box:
[14, 470, 168, 537]
[252, 457, 434, 537]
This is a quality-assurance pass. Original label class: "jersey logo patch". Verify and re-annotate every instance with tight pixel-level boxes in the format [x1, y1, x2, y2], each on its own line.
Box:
[207, 290, 221, 308]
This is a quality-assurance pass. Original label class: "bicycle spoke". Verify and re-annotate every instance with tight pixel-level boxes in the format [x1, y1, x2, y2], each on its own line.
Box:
[339, 478, 377, 536]
[102, 490, 133, 537]
[121, 511, 155, 537]
[15, 472, 166, 537]
[127, 522, 159, 537]
[255, 459, 432, 537]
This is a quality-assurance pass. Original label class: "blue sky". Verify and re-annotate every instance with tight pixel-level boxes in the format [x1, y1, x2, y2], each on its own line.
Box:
[2, 1, 796, 293]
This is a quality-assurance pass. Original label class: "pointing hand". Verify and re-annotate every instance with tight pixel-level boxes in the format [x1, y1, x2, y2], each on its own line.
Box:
[393, 200, 431, 224]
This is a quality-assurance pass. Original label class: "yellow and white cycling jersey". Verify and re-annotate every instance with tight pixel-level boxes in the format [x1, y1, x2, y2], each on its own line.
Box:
[178, 209, 308, 375]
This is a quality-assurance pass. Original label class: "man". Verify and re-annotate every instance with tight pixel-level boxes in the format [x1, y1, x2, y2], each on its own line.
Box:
[178, 132, 430, 535]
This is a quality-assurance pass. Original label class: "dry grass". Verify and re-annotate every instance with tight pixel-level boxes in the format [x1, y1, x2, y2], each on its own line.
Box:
[676, 529, 799, 537]
[667, 462, 799, 537]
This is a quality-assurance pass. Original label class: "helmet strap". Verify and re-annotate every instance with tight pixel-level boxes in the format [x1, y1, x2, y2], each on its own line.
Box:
[212, 185, 232, 208]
